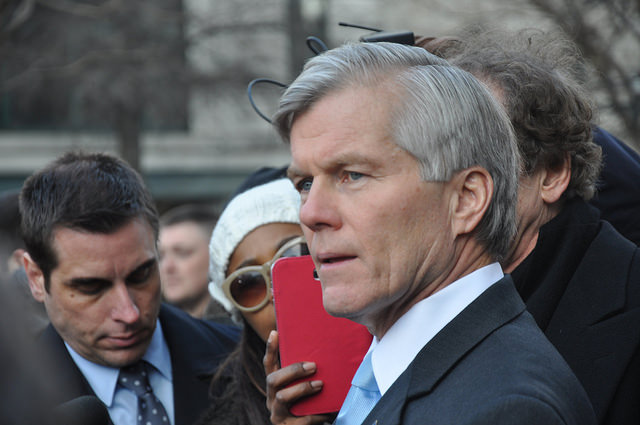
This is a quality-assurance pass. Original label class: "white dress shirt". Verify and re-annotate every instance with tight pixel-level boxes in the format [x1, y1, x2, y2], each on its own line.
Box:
[369, 263, 504, 395]
[66, 320, 174, 425]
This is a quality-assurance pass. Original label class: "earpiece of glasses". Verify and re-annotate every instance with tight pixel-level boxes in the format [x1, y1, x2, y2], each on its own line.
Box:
[222, 236, 309, 312]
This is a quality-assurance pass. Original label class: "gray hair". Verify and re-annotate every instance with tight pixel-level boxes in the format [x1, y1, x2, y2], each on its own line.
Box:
[274, 42, 520, 261]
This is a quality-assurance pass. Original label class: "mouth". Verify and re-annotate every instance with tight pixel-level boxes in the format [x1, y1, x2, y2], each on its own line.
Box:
[316, 253, 357, 267]
[106, 330, 147, 348]
[322, 256, 355, 264]
[163, 278, 181, 287]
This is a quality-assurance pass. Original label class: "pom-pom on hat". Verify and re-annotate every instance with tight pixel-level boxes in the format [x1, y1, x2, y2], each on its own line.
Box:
[208, 178, 300, 316]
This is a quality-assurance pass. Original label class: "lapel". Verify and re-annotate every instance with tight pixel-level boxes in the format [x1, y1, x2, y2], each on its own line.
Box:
[361, 277, 525, 425]
[159, 304, 227, 425]
[545, 221, 640, 419]
[39, 324, 96, 403]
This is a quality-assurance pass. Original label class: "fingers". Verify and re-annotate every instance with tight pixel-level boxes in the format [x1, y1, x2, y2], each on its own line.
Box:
[264, 331, 326, 425]
[267, 361, 320, 399]
[273, 370, 323, 406]
[270, 379, 324, 424]
[264, 330, 280, 376]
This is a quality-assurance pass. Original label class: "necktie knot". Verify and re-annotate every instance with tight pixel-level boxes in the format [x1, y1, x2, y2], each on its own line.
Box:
[119, 362, 154, 397]
[352, 351, 378, 393]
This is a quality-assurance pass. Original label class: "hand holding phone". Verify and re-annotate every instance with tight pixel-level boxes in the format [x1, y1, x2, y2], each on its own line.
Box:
[271, 255, 373, 416]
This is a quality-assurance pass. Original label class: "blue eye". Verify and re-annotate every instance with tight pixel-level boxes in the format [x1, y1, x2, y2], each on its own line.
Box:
[297, 178, 313, 192]
[348, 172, 364, 181]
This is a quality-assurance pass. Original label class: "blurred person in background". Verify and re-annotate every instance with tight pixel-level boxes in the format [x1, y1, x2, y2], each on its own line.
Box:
[159, 204, 229, 321]
[0, 190, 48, 336]
[0, 190, 25, 277]
[0, 275, 58, 425]
[196, 176, 306, 425]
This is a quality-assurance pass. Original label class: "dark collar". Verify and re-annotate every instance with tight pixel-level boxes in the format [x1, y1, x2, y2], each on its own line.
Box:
[511, 199, 602, 330]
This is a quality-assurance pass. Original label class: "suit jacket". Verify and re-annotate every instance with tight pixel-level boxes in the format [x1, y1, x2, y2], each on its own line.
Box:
[512, 199, 640, 425]
[38, 303, 240, 425]
[361, 277, 596, 425]
[590, 127, 640, 245]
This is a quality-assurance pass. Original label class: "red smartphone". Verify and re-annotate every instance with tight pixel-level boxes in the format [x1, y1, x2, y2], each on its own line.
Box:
[271, 255, 373, 416]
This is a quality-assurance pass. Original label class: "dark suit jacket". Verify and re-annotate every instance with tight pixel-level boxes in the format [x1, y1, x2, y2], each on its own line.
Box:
[512, 199, 640, 425]
[590, 127, 640, 245]
[38, 303, 240, 425]
[361, 277, 596, 425]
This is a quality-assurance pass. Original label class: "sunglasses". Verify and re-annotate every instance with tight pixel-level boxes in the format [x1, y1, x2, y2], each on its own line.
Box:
[223, 236, 309, 312]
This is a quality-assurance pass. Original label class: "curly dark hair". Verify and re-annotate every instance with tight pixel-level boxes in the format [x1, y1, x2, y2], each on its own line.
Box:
[422, 28, 602, 201]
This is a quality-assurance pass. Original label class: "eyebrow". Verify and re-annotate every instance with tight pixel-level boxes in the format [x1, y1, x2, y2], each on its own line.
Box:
[67, 257, 157, 287]
[126, 258, 157, 280]
[288, 151, 383, 178]
[68, 276, 111, 288]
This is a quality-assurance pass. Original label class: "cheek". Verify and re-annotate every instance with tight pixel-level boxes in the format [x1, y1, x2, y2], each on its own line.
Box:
[134, 283, 162, 316]
[242, 303, 276, 342]
[194, 252, 211, 274]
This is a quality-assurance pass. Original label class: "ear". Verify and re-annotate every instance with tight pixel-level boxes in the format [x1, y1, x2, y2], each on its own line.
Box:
[450, 167, 493, 237]
[8, 248, 25, 274]
[540, 153, 571, 204]
[23, 252, 47, 302]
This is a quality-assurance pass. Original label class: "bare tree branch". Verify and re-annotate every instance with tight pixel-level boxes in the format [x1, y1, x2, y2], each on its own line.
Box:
[528, 0, 640, 144]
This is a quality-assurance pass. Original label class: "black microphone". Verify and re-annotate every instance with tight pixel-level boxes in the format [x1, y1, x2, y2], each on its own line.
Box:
[53, 395, 111, 425]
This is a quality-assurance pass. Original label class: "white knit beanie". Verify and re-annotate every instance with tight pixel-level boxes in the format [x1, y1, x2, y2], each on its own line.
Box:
[208, 178, 300, 317]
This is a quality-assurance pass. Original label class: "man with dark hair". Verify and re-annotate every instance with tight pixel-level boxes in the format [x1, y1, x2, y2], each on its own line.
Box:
[159, 204, 228, 320]
[21, 151, 239, 425]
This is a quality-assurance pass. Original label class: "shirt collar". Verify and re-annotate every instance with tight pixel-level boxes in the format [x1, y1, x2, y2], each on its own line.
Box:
[142, 319, 172, 381]
[370, 263, 503, 395]
[66, 319, 171, 407]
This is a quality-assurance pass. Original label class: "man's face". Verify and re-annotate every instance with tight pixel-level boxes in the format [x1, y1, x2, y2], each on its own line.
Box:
[27, 218, 162, 367]
[288, 86, 456, 336]
[159, 221, 211, 307]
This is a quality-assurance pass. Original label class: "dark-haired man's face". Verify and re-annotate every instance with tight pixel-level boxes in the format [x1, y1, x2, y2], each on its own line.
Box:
[25, 218, 162, 367]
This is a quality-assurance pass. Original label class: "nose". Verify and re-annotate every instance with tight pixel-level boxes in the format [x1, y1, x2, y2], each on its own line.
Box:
[159, 253, 174, 273]
[110, 282, 140, 324]
[299, 179, 340, 232]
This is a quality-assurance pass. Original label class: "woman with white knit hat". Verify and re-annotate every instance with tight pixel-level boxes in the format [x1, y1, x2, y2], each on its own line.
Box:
[197, 175, 307, 425]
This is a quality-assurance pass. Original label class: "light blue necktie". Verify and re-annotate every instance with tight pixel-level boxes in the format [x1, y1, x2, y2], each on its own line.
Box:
[334, 351, 381, 425]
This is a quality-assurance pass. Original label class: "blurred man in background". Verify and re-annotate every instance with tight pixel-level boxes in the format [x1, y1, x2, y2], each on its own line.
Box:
[159, 204, 228, 321]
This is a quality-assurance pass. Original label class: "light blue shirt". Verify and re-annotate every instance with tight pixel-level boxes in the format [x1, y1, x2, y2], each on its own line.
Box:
[66, 320, 174, 425]
[370, 263, 504, 395]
